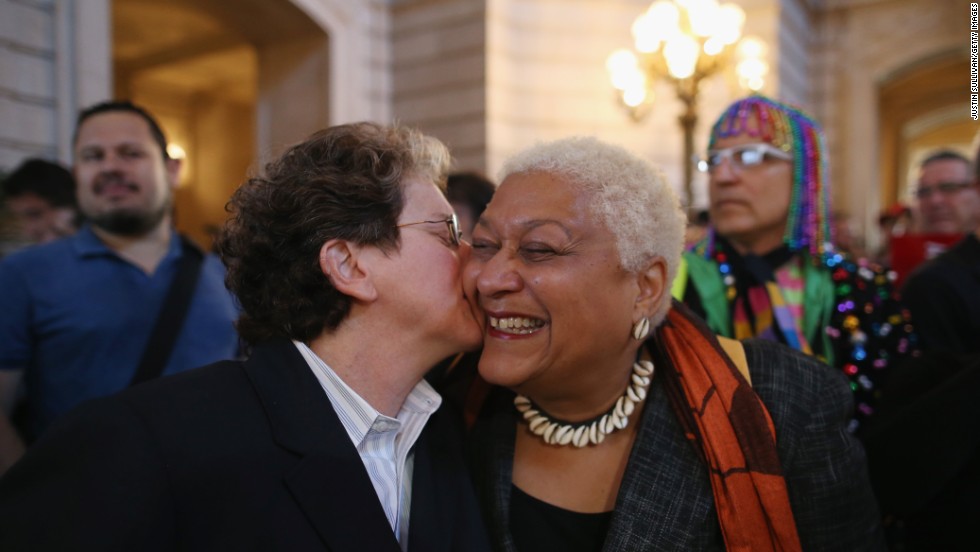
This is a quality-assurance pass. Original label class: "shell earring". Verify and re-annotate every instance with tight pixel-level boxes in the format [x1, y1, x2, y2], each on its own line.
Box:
[632, 317, 650, 341]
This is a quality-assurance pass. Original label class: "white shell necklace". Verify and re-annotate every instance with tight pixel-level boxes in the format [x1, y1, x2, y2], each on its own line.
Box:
[513, 359, 654, 448]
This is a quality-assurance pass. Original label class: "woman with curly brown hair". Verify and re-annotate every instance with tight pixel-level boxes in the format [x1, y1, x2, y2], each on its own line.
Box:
[0, 122, 490, 552]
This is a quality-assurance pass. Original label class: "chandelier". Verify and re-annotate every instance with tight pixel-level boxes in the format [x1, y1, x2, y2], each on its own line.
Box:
[606, 0, 768, 207]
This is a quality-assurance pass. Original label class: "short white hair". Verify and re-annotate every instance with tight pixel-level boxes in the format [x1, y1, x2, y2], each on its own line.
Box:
[499, 136, 685, 326]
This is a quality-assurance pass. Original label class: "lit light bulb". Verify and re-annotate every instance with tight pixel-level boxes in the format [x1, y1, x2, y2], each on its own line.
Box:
[687, 0, 721, 37]
[703, 37, 724, 56]
[631, 13, 658, 52]
[648, 1, 681, 34]
[737, 58, 768, 78]
[633, 1, 681, 52]
[623, 86, 649, 108]
[663, 33, 700, 79]
[618, 70, 647, 94]
[736, 35, 767, 60]
[607, 49, 637, 73]
[166, 143, 186, 160]
[715, 4, 745, 44]
[737, 57, 768, 91]
[607, 50, 643, 90]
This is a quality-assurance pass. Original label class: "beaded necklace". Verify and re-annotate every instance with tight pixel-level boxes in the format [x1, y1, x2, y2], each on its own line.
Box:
[514, 360, 654, 448]
[700, 234, 909, 367]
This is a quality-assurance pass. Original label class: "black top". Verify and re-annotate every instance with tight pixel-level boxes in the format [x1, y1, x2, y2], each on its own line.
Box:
[466, 341, 885, 551]
[901, 233, 980, 355]
[866, 233, 980, 550]
[0, 340, 491, 552]
[510, 485, 612, 552]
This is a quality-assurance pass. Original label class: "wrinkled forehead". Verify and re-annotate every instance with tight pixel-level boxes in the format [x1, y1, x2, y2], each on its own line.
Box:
[486, 171, 598, 227]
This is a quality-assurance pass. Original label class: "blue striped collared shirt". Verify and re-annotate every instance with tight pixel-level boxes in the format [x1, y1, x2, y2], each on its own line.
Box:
[293, 341, 441, 549]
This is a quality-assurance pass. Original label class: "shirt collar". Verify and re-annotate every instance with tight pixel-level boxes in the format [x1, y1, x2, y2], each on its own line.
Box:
[292, 341, 441, 447]
[71, 224, 183, 261]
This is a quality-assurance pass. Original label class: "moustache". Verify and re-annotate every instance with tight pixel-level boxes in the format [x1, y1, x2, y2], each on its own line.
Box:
[93, 173, 139, 195]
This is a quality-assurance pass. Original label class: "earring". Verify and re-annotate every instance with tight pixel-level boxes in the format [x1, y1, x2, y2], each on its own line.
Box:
[632, 317, 650, 340]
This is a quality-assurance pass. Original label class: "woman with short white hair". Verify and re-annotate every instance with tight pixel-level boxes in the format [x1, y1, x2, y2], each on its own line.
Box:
[457, 135, 884, 551]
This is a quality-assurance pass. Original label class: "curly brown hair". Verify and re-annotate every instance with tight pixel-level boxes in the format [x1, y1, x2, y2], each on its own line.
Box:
[215, 122, 451, 345]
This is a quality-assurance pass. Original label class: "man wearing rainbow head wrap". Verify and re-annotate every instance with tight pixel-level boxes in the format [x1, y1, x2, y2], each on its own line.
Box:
[674, 95, 916, 435]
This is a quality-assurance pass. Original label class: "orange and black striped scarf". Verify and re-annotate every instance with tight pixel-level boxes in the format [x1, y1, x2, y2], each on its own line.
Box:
[651, 302, 802, 552]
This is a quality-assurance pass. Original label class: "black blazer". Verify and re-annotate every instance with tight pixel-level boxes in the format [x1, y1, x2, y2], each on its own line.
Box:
[467, 339, 885, 551]
[0, 340, 490, 552]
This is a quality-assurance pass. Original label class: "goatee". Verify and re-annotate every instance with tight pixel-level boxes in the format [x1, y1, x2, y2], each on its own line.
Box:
[90, 205, 169, 236]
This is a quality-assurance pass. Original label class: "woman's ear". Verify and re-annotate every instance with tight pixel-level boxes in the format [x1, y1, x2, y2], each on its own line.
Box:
[633, 256, 667, 319]
[319, 239, 378, 302]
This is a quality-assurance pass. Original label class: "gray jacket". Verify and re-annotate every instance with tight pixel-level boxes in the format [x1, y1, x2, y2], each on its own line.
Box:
[467, 339, 885, 551]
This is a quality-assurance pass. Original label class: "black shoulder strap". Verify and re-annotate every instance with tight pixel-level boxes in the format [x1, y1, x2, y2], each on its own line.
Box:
[129, 236, 205, 386]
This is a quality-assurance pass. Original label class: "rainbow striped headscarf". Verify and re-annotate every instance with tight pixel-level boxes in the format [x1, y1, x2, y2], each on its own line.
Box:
[705, 95, 833, 261]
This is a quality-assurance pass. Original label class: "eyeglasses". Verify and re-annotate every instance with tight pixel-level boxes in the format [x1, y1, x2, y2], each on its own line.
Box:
[397, 213, 462, 247]
[913, 182, 972, 200]
[697, 143, 793, 173]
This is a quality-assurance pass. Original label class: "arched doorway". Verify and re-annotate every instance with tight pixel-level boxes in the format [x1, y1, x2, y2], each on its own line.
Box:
[878, 52, 975, 212]
[112, 0, 331, 248]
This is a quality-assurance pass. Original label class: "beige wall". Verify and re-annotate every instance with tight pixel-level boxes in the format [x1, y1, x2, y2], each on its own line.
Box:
[256, 34, 331, 161]
[391, 0, 489, 174]
[0, 0, 59, 168]
[777, 0, 814, 108]
[0, 0, 110, 169]
[290, 0, 390, 127]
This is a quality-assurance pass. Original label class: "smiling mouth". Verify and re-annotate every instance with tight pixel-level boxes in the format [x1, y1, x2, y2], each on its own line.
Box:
[95, 181, 139, 197]
[488, 315, 545, 335]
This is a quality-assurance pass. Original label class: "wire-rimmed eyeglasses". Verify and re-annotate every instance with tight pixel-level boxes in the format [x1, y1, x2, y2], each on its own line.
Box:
[913, 182, 972, 200]
[397, 213, 462, 247]
[697, 143, 793, 173]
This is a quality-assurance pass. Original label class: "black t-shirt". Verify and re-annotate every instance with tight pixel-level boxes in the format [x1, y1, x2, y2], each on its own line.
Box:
[510, 484, 613, 552]
[901, 233, 980, 355]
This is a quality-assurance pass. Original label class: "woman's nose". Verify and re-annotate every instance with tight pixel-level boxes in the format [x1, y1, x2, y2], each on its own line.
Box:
[475, 249, 524, 297]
